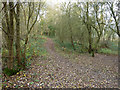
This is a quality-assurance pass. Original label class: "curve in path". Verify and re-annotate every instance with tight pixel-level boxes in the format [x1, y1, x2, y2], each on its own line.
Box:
[44, 38, 118, 88]
[2, 37, 118, 88]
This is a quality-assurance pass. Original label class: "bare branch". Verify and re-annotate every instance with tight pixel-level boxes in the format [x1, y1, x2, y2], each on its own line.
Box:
[20, 3, 27, 25]
[0, 27, 8, 36]
[0, 3, 5, 13]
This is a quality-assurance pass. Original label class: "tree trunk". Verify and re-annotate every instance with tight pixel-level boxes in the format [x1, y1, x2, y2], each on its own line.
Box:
[16, 2, 21, 67]
[23, 36, 28, 69]
[71, 35, 75, 51]
[88, 29, 92, 54]
[68, 3, 75, 51]
[86, 2, 92, 54]
[9, 2, 14, 69]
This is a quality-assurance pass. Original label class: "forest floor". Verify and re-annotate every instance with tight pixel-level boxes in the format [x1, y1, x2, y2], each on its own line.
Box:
[2, 38, 118, 88]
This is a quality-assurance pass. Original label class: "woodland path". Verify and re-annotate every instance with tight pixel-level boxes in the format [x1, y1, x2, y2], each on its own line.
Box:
[2, 38, 118, 88]
[43, 38, 118, 88]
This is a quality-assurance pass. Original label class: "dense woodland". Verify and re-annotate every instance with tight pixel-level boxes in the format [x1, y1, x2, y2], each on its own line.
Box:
[0, 0, 120, 88]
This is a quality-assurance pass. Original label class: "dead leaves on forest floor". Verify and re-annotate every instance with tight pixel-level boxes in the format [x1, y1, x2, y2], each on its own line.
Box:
[2, 38, 118, 88]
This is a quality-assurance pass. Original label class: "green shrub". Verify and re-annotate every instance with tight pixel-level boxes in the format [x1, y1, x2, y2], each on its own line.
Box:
[108, 41, 118, 51]
[99, 48, 117, 55]
[100, 41, 118, 51]
[3, 67, 20, 76]
[54, 39, 87, 53]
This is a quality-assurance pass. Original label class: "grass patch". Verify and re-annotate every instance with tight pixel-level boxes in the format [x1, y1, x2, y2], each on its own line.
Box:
[53, 38, 87, 54]
[3, 68, 20, 76]
[98, 48, 118, 55]
[99, 41, 118, 55]
[24, 35, 48, 67]
[54, 38, 118, 55]
[26, 35, 48, 59]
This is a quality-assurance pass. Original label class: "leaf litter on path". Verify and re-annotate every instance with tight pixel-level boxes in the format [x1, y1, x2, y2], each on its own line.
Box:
[2, 38, 118, 88]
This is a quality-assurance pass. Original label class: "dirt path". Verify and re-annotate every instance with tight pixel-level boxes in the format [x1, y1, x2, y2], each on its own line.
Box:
[2, 38, 118, 88]
[43, 38, 118, 88]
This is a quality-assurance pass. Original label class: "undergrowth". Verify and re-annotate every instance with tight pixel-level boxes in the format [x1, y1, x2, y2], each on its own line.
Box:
[3, 35, 48, 76]
[54, 38, 118, 55]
